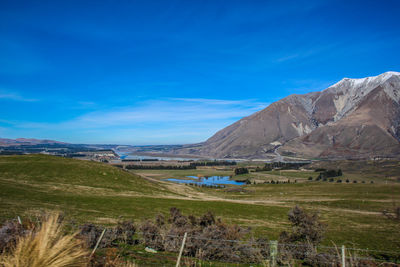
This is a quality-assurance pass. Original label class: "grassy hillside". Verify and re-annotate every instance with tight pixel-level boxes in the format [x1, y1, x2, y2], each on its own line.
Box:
[0, 154, 173, 221]
[308, 159, 400, 182]
[0, 154, 164, 192]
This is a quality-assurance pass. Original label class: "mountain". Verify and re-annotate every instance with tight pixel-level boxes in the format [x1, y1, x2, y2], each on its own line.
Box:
[173, 71, 400, 159]
[0, 138, 67, 147]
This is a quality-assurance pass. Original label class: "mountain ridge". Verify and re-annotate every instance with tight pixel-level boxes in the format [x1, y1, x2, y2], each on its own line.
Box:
[0, 138, 67, 147]
[172, 71, 400, 160]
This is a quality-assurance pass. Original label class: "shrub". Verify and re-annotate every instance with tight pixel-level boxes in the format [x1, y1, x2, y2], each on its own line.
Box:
[190, 161, 237, 167]
[308, 176, 313, 181]
[0, 220, 30, 253]
[382, 206, 400, 221]
[279, 206, 326, 264]
[234, 167, 249, 175]
[261, 162, 307, 171]
[140, 220, 164, 250]
[317, 169, 343, 179]
[90, 249, 138, 267]
[280, 206, 325, 245]
[79, 224, 103, 248]
[140, 207, 264, 263]
[79, 220, 136, 248]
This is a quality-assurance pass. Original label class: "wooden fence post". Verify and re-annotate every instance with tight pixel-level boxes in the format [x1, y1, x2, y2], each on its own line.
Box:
[176, 232, 188, 267]
[270, 240, 278, 267]
[90, 228, 106, 258]
[342, 245, 346, 267]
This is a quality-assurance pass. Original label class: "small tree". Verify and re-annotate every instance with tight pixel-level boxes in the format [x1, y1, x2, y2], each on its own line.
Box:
[234, 167, 249, 175]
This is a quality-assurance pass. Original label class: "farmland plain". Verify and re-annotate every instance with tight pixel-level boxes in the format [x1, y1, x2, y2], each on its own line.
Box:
[0, 154, 399, 256]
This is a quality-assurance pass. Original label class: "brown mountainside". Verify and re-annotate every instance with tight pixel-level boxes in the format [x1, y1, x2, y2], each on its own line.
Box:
[173, 71, 400, 159]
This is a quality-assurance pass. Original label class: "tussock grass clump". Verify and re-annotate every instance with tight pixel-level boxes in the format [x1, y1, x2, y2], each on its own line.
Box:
[0, 213, 88, 267]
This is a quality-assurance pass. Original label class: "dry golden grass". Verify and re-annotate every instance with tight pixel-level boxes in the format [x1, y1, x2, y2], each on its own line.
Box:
[0, 213, 88, 267]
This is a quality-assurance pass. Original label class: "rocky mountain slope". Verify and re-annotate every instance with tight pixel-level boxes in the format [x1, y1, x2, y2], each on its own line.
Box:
[174, 71, 400, 159]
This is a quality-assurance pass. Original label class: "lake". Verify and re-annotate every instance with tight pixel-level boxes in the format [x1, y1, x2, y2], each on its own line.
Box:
[165, 176, 246, 187]
[113, 151, 202, 161]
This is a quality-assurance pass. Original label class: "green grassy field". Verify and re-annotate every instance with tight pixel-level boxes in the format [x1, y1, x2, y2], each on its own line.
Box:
[1, 154, 399, 257]
[308, 159, 400, 182]
[132, 167, 233, 179]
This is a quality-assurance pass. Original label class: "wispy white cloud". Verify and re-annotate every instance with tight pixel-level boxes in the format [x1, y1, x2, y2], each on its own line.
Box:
[0, 89, 38, 102]
[0, 119, 15, 125]
[17, 98, 266, 129]
[169, 97, 268, 106]
[77, 98, 266, 127]
[283, 79, 336, 93]
[5, 98, 268, 144]
[274, 43, 340, 63]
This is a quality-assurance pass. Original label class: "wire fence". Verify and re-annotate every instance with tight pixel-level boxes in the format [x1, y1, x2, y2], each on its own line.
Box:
[6, 216, 400, 266]
[90, 229, 400, 266]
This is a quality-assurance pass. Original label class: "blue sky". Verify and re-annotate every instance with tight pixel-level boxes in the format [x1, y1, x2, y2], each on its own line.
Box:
[0, 0, 399, 144]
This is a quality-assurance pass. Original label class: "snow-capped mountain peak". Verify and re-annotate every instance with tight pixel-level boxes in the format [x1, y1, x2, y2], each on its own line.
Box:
[321, 71, 400, 121]
[331, 71, 400, 89]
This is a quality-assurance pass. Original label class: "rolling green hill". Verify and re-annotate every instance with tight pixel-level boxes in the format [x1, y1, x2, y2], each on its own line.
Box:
[0, 154, 167, 192]
[0, 154, 172, 221]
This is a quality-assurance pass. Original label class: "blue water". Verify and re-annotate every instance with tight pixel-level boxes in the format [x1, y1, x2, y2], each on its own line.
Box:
[165, 176, 245, 186]
[114, 151, 201, 161]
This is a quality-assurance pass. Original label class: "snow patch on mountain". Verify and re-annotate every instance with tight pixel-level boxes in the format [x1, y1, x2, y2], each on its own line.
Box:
[292, 122, 312, 136]
[270, 141, 282, 146]
[325, 72, 400, 121]
[382, 75, 400, 103]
